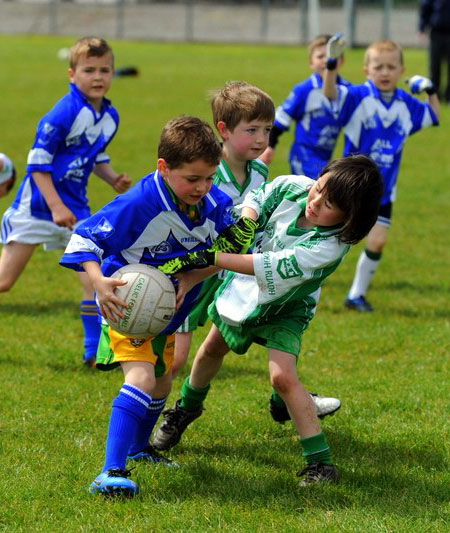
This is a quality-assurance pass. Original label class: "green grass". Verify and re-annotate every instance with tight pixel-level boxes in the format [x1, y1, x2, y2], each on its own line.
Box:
[1, 35, 449, 532]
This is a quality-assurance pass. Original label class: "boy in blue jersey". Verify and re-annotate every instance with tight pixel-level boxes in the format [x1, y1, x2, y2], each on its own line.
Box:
[0, 36, 131, 364]
[260, 34, 350, 179]
[323, 36, 440, 311]
[60, 116, 236, 497]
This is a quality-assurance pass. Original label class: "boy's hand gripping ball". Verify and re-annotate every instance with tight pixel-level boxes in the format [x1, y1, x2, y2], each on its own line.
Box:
[106, 264, 176, 338]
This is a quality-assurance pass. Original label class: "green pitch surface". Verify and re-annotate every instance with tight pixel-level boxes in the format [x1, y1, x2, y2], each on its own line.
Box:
[0, 36, 449, 531]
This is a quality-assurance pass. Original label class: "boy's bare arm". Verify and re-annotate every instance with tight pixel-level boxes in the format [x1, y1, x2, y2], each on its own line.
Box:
[93, 162, 132, 193]
[323, 68, 338, 100]
[427, 93, 440, 121]
[32, 171, 76, 228]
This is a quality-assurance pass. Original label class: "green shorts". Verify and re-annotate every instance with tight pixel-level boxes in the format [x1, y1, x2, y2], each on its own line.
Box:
[208, 302, 303, 358]
[177, 275, 222, 333]
[96, 324, 174, 377]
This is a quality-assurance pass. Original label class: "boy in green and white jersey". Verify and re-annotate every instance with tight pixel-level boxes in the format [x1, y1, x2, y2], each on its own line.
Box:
[173, 82, 273, 375]
[154, 154, 383, 485]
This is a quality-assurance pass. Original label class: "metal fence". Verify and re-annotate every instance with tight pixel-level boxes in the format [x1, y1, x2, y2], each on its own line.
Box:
[0, 0, 423, 47]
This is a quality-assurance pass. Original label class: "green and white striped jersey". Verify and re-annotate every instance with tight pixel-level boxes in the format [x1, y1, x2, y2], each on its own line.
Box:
[213, 158, 268, 207]
[214, 174, 350, 328]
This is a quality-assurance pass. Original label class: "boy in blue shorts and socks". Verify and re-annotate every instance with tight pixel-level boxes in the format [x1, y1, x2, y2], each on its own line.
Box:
[173, 81, 341, 421]
[0, 36, 131, 364]
[324, 35, 440, 311]
[154, 154, 383, 485]
[60, 116, 239, 497]
[260, 34, 350, 179]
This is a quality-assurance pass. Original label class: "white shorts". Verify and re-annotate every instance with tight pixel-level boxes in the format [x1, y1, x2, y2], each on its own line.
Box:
[1, 207, 75, 250]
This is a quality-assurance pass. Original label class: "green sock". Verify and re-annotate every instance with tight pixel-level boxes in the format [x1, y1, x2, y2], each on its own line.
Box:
[179, 376, 210, 411]
[270, 389, 286, 408]
[300, 432, 332, 465]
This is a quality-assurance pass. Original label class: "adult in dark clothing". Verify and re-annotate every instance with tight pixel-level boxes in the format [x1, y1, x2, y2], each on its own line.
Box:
[419, 0, 450, 103]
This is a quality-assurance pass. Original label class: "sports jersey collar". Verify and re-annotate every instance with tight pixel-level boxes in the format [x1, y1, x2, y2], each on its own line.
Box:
[217, 159, 253, 193]
[152, 171, 218, 217]
[69, 83, 112, 114]
[365, 80, 400, 106]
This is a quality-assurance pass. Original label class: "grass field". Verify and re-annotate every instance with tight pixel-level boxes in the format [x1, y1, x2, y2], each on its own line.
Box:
[0, 35, 449, 532]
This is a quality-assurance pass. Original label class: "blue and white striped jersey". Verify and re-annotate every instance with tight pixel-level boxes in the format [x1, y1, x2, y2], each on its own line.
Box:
[274, 73, 351, 179]
[11, 83, 119, 221]
[60, 170, 234, 334]
[336, 80, 439, 205]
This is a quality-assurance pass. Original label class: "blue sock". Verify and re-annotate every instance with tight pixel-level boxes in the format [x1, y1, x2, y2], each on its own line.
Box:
[80, 300, 100, 361]
[128, 397, 167, 455]
[102, 384, 151, 472]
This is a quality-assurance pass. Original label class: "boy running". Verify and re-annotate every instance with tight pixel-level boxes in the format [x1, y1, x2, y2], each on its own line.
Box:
[323, 35, 440, 311]
[60, 116, 236, 497]
[153, 155, 383, 485]
[0, 37, 131, 364]
[260, 34, 350, 179]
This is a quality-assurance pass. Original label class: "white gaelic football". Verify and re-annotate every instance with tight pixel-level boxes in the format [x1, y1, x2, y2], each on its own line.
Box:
[107, 264, 176, 338]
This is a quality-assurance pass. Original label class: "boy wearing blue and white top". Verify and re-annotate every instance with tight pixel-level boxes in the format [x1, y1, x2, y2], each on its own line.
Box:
[0, 37, 131, 364]
[324, 36, 440, 312]
[60, 116, 235, 497]
[173, 82, 274, 376]
[153, 155, 383, 485]
[260, 35, 350, 179]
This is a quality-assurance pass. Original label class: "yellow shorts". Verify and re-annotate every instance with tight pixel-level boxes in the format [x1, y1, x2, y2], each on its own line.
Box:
[96, 324, 175, 377]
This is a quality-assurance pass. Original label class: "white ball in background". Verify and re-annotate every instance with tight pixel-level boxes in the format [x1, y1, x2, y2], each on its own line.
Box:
[57, 47, 70, 61]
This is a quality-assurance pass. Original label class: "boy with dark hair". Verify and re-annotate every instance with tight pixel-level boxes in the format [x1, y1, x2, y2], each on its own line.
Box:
[60, 115, 235, 497]
[0, 36, 131, 364]
[260, 34, 350, 179]
[174, 81, 341, 421]
[153, 154, 383, 485]
[324, 36, 439, 311]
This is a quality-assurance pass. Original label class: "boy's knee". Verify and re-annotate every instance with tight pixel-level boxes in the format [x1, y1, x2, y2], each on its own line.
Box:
[270, 371, 296, 395]
[0, 279, 13, 293]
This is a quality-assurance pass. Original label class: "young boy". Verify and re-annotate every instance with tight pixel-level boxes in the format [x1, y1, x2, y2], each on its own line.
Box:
[174, 81, 341, 421]
[0, 37, 131, 365]
[323, 36, 440, 312]
[153, 154, 383, 485]
[0, 153, 16, 198]
[260, 34, 350, 179]
[173, 81, 273, 376]
[60, 116, 235, 497]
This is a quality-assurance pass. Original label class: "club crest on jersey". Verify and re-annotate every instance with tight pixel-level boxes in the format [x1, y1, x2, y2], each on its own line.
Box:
[130, 338, 146, 347]
[265, 223, 275, 238]
[89, 217, 115, 239]
[276, 256, 303, 279]
[37, 122, 57, 146]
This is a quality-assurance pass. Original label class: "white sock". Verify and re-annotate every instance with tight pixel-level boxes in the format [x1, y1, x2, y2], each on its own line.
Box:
[347, 250, 381, 299]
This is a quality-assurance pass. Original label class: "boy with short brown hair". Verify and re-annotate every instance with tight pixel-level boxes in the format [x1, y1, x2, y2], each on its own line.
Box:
[0, 36, 131, 364]
[324, 36, 439, 312]
[60, 115, 235, 497]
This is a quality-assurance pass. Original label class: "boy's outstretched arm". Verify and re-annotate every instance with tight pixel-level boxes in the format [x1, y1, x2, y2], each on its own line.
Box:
[323, 32, 347, 100]
[32, 171, 76, 229]
[93, 162, 132, 193]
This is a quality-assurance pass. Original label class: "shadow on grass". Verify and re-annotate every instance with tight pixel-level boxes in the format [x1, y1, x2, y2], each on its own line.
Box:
[0, 300, 77, 317]
[150, 426, 449, 518]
